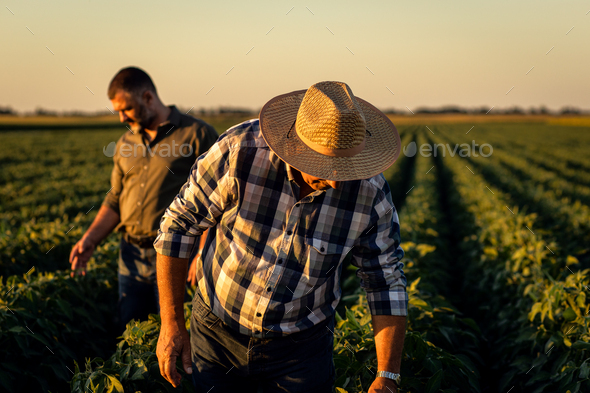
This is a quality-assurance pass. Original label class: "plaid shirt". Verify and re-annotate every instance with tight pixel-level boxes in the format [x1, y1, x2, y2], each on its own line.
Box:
[154, 119, 407, 337]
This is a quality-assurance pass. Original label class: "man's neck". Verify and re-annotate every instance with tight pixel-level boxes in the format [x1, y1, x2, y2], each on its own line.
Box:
[299, 183, 314, 199]
[290, 167, 314, 199]
[144, 105, 172, 142]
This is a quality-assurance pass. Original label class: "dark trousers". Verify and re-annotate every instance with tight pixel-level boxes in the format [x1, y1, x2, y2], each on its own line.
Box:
[117, 238, 159, 333]
[117, 274, 160, 332]
[189, 291, 336, 393]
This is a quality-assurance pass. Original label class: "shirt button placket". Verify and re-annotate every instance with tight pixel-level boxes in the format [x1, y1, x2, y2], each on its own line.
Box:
[256, 202, 300, 337]
[277, 202, 299, 277]
[282, 203, 300, 248]
[136, 161, 148, 230]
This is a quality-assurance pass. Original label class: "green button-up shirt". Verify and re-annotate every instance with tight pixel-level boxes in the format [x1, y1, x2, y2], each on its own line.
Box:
[103, 105, 219, 237]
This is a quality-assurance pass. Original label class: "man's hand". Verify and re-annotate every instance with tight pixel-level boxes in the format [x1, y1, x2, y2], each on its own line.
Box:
[156, 253, 192, 387]
[69, 237, 96, 277]
[156, 319, 192, 388]
[68, 205, 120, 277]
[369, 377, 398, 393]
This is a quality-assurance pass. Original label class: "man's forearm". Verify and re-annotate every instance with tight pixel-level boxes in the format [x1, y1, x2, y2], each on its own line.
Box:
[84, 205, 120, 245]
[157, 254, 190, 325]
[198, 229, 208, 253]
[155, 253, 193, 388]
[372, 315, 406, 373]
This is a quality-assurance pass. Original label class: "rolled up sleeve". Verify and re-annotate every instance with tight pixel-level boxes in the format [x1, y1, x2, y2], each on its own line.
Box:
[351, 189, 408, 316]
[154, 138, 234, 259]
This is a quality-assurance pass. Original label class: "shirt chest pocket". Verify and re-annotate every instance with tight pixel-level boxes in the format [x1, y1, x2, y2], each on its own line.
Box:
[304, 237, 352, 280]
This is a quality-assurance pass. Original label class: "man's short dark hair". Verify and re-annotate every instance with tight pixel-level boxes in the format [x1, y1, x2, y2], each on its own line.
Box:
[108, 67, 157, 100]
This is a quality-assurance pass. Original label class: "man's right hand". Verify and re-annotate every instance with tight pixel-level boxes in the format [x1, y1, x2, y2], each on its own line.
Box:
[69, 237, 96, 277]
[68, 205, 120, 277]
[157, 320, 193, 388]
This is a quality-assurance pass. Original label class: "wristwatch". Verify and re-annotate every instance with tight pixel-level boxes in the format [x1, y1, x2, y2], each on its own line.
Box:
[376, 371, 401, 387]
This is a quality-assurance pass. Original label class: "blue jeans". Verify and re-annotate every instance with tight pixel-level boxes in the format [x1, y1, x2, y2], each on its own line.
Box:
[117, 238, 159, 333]
[190, 291, 336, 393]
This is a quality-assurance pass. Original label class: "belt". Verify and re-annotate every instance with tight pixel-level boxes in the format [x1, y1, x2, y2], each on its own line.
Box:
[123, 233, 157, 249]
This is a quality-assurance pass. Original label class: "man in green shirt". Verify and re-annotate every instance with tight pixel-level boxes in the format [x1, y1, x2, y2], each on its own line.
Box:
[69, 67, 218, 332]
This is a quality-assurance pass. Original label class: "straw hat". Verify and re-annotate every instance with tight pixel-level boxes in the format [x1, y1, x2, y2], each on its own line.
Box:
[259, 81, 401, 181]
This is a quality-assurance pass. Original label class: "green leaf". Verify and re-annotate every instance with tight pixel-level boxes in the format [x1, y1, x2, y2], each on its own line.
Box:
[119, 363, 131, 381]
[90, 373, 107, 393]
[409, 297, 431, 311]
[438, 326, 454, 346]
[575, 293, 586, 309]
[526, 371, 551, 385]
[8, 326, 26, 334]
[571, 341, 590, 350]
[48, 360, 70, 383]
[425, 369, 443, 393]
[130, 359, 148, 380]
[530, 382, 552, 393]
[563, 308, 577, 321]
[55, 298, 74, 320]
[551, 351, 570, 375]
[458, 318, 482, 334]
[579, 360, 590, 379]
[530, 302, 543, 321]
[425, 357, 442, 374]
[359, 312, 372, 326]
[106, 375, 124, 393]
[345, 308, 361, 331]
[546, 332, 563, 352]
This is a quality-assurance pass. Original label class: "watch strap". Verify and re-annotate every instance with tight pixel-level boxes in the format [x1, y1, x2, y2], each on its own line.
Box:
[376, 371, 401, 385]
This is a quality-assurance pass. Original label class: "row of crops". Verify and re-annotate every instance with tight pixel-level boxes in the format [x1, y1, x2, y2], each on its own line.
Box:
[0, 129, 123, 392]
[1, 122, 589, 392]
[430, 125, 590, 392]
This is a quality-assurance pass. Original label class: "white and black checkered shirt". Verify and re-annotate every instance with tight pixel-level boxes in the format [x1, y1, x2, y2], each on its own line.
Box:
[154, 119, 407, 337]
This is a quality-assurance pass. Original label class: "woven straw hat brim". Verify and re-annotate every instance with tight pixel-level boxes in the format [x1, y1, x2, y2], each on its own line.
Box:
[259, 89, 401, 181]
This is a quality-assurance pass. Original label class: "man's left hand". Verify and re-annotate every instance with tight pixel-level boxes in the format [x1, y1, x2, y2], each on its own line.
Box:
[369, 377, 398, 393]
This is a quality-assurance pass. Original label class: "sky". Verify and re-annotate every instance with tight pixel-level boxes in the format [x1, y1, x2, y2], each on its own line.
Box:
[1, 0, 589, 113]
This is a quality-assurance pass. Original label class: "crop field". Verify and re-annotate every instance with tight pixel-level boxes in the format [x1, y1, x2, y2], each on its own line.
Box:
[1, 118, 590, 393]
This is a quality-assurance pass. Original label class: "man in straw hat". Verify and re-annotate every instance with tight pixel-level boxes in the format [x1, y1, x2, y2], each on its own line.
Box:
[154, 81, 407, 392]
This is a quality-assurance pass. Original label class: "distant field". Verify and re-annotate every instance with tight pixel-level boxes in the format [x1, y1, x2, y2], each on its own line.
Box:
[0, 113, 254, 133]
[1, 120, 590, 392]
[387, 113, 590, 126]
[2, 113, 590, 130]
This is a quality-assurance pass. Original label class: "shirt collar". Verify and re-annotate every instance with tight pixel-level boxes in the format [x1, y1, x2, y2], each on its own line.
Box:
[285, 163, 329, 201]
[136, 105, 180, 142]
[156, 105, 181, 133]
